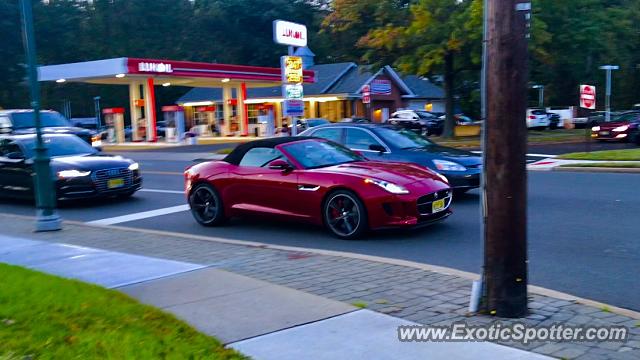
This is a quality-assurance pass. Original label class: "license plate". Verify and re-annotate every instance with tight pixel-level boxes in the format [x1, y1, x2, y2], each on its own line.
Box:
[432, 199, 446, 213]
[600, 131, 610, 136]
[107, 178, 125, 189]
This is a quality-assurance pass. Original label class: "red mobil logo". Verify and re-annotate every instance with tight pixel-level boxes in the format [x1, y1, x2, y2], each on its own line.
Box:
[580, 85, 596, 109]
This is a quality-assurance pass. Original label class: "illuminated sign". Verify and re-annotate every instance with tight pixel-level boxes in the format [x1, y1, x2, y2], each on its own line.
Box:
[281, 56, 303, 84]
[138, 62, 173, 73]
[283, 84, 304, 100]
[273, 20, 307, 47]
[284, 99, 305, 116]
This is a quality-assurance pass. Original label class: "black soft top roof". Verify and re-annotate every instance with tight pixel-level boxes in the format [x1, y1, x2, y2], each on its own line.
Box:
[223, 136, 317, 165]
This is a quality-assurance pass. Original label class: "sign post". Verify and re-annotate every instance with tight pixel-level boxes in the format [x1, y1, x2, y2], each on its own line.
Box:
[274, 20, 308, 136]
[599, 65, 619, 122]
[362, 84, 371, 119]
[579, 85, 596, 110]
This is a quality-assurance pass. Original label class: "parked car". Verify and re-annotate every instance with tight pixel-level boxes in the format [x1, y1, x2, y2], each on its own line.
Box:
[591, 111, 640, 143]
[0, 110, 97, 144]
[0, 134, 142, 201]
[388, 110, 444, 136]
[300, 123, 482, 193]
[340, 117, 371, 123]
[185, 137, 452, 239]
[526, 109, 551, 129]
[287, 118, 330, 134]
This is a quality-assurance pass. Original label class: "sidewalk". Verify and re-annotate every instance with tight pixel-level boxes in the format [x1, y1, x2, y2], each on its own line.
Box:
[528, 158, 640, 172]
[1, 214, 638, 359]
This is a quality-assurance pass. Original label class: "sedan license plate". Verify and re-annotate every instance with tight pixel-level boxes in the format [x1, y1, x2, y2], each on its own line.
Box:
[432, 199, 446, 213]
[600, 131, 610, 136]
[107, 178, 125, 189]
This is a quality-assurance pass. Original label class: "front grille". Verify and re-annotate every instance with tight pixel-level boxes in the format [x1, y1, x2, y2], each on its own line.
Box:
[417, 189, 452, 216]
[92, 167, 133, 192]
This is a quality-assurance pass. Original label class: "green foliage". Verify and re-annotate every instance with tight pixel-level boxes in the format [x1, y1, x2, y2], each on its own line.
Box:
[0, 263, 246, 359]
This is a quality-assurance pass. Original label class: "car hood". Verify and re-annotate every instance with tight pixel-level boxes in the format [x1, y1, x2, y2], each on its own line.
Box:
[50, 154, 134, 171]
[406, 145, 482, 166]
[315, 161, 441, 186]
[14, 126, 95, 136]
[599, 121, 630, 129]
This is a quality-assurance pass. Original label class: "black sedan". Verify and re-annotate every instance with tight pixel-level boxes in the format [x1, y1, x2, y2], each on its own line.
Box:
[0, 134, 142, 201]
[299, 124, 482, 193]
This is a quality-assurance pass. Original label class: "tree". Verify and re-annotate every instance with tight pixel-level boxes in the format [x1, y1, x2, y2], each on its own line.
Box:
[358, 0, 482, 138]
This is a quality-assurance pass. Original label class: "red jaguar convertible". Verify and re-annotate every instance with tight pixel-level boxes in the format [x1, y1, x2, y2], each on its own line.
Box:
[184, 137, 452, 239]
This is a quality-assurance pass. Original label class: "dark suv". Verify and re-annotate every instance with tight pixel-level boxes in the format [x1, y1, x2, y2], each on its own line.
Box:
[0, 110, 96, 145]
[388, 110, 444, 136]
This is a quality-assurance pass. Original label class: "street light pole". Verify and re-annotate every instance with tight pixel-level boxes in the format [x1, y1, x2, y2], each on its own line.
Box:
[599, 65, 619, 122]
[19, 0, 61, 232]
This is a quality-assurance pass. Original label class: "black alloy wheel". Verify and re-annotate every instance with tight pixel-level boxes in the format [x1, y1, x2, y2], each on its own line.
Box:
[189, 183, 225, 226]
[323, 190, 367, 239]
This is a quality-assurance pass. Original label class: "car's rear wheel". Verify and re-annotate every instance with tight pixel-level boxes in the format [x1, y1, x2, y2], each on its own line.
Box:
[189, 183, 225, 226]
[323, 190, 368, 239]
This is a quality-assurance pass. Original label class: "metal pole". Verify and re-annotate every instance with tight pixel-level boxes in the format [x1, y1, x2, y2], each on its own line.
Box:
[94, 96, 102, 128]
[19, 0, 61, 232]
[483, 0, 529, 318]
[605, 69, 611, 122]
[538, 86, 544, 108]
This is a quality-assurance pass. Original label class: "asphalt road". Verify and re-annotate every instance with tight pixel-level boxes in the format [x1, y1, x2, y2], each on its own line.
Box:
[1, 145, 638, 312]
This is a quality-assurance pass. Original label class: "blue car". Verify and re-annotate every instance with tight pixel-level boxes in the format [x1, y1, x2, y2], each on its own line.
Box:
[299, 123, 482, 193]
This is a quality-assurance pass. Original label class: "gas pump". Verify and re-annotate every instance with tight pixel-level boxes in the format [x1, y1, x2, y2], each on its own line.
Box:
[102, 108, 125, 143]
[195, 106, 218, 136]
[161, 105, 185, 143]
[256, 104, 275, 137]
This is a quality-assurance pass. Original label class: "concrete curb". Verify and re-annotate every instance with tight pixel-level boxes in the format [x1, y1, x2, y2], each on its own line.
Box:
[6, 212, 638, 320]
[554, 166, 640, 174]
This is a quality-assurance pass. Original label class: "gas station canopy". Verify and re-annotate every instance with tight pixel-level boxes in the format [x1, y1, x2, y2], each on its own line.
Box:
[38, 57, 315, 87]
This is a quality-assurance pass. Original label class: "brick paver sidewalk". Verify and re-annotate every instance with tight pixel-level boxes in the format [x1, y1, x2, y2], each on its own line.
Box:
[2, 214, 638, 360]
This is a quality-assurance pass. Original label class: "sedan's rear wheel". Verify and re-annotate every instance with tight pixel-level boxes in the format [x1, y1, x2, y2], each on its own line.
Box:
[323, 190, 367, 239]
[189, 183, 224, 226]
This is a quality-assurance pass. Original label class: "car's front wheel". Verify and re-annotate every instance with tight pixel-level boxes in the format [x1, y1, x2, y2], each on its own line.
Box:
[189, 183, 225, 226]
[323, 190, 368, 239]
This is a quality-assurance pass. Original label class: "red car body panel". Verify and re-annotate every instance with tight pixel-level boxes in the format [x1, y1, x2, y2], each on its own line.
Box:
[185, 140, 452, 230]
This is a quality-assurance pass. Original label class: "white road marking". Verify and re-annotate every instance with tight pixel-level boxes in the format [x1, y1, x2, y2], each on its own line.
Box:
[139, 188, 184, 194]
[86, 205, 190, 226]
[471, 151, 557, 158]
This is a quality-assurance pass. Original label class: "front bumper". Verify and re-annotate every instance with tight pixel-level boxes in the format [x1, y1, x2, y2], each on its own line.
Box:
[367, 184, 453, 230]
[441, 170, 481, 190]
[591, 130, 630, 141]
[55, 170, 142, 200]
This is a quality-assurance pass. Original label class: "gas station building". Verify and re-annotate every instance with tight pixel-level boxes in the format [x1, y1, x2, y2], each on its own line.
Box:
[38, 57, 315, 141]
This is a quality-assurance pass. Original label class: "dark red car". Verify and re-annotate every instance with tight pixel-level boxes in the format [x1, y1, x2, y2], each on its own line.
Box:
[184, 137, 452, 239]
[591, 111, 640, 143]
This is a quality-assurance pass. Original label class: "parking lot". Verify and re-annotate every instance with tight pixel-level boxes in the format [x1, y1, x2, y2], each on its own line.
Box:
[1, 141, 638, 312]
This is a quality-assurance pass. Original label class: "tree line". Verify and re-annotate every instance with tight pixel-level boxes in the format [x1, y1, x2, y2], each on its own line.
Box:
[2, 0, 639, 127]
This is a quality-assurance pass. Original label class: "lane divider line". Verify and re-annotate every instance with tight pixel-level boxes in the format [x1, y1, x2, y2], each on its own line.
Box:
[139, 188, 185, 195]
[471, 151, 558, 158]
[86, 205, 190, 226]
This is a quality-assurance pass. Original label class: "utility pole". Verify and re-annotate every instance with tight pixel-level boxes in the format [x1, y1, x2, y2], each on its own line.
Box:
[482, 0, 529, 318]
[599, 65, 619, 122]
[20, 0, 61, 231]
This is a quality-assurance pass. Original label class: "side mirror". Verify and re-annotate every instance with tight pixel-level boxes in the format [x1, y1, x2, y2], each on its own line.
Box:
[268, 159, 293, 171]
[5, 152, 25, 161]
[369, 144, 386, 153]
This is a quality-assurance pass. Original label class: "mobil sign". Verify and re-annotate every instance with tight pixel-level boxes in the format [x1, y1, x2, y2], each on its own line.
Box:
[580, 85, 596, 109]
[273, 20, 307, 47]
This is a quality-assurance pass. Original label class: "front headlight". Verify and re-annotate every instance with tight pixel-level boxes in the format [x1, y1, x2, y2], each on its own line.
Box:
[436, 173, 449, 184]
[57, 170, 91, 178]
[433, 159, 467, 172]
[128, 162, 139, 171]
[613, 125, 629, 132]
[591, 126, 601, 132]
[364, 178, 409, 194]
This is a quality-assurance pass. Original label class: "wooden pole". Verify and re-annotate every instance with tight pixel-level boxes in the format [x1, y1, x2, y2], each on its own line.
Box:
[483, 0, 530, 318]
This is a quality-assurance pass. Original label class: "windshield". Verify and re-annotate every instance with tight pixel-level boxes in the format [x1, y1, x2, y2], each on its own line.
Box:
[415, 111, 437, 119]
[11, 112, 70, 129]
[281, 140, 364, 169]
[375, 127, 434, 149]
[306, 119, 329, 127]
[20, 136, 97, 158]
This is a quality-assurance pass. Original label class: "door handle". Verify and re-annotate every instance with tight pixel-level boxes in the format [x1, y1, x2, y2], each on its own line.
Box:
[298, 184, 320, 192]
